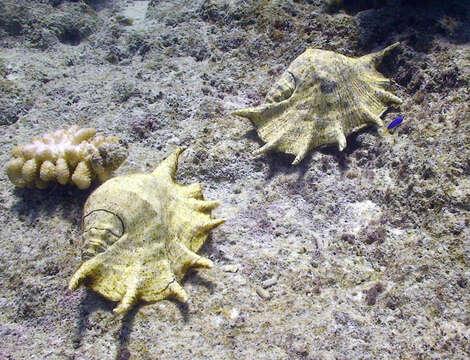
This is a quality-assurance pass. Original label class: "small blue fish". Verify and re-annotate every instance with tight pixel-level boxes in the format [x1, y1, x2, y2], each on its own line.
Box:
[387, 117, 403, 130]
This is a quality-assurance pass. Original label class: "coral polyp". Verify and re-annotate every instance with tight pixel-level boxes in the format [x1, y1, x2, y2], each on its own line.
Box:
[69, 147, 225, 314]
[6, 125, 128, 189]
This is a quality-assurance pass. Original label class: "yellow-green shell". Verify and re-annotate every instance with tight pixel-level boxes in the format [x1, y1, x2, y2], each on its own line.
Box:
[233, 43, 403, 165]
[69, 147, 225, 314]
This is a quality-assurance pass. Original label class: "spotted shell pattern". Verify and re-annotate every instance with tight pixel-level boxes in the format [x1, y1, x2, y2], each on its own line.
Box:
[6, 125, 128, 189]
[233, 43, 403, 164]
[69, 147, 225, 314]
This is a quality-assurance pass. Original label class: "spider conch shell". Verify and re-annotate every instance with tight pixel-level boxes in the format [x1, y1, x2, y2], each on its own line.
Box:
[69, 147, 226, 314]
[233, 43, 403, 164]
[6, 125, 128, 189]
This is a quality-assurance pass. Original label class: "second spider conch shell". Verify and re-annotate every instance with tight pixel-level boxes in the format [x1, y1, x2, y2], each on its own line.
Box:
[69, 147, 226, 314]
[233, 43, 403, 165]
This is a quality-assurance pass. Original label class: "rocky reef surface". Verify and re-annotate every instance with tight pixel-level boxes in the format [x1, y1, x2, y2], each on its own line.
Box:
[0, 0, 469, 359]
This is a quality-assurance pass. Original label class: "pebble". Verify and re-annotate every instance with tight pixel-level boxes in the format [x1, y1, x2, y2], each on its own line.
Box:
[221, 264, 239, 273]
[261, 275, 278, 289]
[229, 307, 240, 320]
[256, 286, 272, 300]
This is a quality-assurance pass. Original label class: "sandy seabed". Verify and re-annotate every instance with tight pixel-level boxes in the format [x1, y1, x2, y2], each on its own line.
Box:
[0, 0, 469, 359]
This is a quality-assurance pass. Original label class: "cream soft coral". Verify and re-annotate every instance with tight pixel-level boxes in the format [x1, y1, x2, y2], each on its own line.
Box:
[7, 125, 128, 190]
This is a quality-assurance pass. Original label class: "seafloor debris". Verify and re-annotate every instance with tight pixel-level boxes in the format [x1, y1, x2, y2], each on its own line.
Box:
[233, 43, 402, 165]
[6, 125, 128, 189]
[69, 147, 225, 314]
[255, 285, 272, 300]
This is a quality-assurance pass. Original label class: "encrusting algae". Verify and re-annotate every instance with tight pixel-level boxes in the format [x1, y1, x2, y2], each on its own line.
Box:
[6, 125, 128, 189]
[233, 43, 403, 164]
[69, 147, 225, 314]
